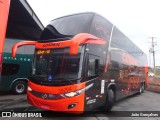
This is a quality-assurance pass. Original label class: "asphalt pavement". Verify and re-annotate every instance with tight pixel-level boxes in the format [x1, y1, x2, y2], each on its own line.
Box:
[0, 91, 160, 120]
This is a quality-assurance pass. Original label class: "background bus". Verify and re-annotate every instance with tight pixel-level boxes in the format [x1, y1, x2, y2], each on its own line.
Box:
[0, 38, 34, 94]
[0, 0, 44, 94]
[0, 0, 44, 80]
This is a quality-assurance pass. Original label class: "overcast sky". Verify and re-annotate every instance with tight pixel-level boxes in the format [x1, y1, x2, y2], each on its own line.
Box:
[27, 0, 160, 67]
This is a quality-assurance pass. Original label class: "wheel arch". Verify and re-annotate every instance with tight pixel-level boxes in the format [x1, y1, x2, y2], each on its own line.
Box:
[10, 78, 28, 89]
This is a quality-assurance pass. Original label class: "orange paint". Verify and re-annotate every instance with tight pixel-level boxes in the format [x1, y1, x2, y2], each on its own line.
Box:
[11, 33, 107, 113]
[12, 41, 37, 57]
[36, 33, 107, 55]
[0, 0, 10, 54]
[36, 40, 71, 49]
[70, 33, 107, 55]
[0, 0, 10, 76]
[12, 33, 107, 57]
[27, 80, 86, 113]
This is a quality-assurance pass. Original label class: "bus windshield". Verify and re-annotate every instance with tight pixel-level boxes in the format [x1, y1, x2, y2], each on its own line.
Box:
[32, 46, 84, 81]
[40, 13, 94, 40]
[50, 13, 94, 36]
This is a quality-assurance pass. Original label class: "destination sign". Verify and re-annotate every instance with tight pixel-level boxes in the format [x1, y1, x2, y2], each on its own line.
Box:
[37, 50, 51, 55]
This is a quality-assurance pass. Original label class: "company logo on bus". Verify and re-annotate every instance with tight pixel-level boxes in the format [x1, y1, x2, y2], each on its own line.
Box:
[42, 94, 48, 99]
[42, 43, 60, 48]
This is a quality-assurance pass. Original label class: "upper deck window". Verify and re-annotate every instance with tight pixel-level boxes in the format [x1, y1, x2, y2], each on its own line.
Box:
[90, 15, 113, 41]
[40, 13, 94, 40]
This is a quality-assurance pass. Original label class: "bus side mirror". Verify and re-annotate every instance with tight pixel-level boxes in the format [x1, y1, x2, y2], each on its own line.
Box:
[12, 41, 37, 58]
[70, 33, 107, 55]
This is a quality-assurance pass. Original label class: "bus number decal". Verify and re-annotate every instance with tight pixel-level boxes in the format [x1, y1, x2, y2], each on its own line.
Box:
[87, 99, 96, 104]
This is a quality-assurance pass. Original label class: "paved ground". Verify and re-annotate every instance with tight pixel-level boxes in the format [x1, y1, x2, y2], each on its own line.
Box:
[0, 91, 160, 120]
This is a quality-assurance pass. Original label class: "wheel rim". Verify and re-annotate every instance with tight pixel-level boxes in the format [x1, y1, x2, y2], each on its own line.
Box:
[16, 83, 25, 93]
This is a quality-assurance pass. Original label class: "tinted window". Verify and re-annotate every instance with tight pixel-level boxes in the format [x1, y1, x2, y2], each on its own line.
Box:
[51, 13, 94, 35]
[2, 63, 19, 75]
[86, 44, 108, 57]
[111, 26, 147, 69]
[33, 46, 85, 81]
[111, 27, 127, 50]
[110, 49, 122, 71]
[111, 27, 143, 57]
[87, 55, 105, 78]
[90, 15, 113, 41]
[40, 13, 94, 40]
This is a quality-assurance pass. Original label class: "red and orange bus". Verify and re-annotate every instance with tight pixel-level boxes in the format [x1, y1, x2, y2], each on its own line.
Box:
[12, 12, 148, 113]
[0, 0, 10, 78]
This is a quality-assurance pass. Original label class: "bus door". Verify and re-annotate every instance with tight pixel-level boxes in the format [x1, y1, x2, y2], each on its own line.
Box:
[84, 54, 106, 110]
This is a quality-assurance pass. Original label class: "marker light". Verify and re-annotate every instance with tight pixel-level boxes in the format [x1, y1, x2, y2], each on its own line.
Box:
[28, 86, 32, 92]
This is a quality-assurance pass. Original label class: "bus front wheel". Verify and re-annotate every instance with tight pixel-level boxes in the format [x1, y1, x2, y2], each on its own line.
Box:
[12, 81, 27, 95]
[103, 89, 114, 111]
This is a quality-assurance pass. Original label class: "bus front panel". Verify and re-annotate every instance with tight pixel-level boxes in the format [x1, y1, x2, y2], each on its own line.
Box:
[27, 80, 86, 112]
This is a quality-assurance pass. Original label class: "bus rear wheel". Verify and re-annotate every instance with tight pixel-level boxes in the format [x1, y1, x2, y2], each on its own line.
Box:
[12, 81, 27, 95]
[102, 89, 114, 111]
[139, 82, 145, 95]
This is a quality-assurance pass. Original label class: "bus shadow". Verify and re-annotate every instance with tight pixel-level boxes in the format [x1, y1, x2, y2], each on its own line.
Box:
[0, 91, 26, 96]
[0, 92, 144, 117]
[115, 92, 140, 104]
[0, 91, 13, 95]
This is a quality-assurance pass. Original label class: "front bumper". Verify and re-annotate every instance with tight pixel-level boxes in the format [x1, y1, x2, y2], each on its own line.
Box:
[27, 81, 85, 113]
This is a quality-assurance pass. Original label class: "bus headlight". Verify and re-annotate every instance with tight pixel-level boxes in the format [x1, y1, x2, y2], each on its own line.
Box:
[62, 83, 93, 98]
[65, 92, 77, 97]
[28, 86, 32, 92]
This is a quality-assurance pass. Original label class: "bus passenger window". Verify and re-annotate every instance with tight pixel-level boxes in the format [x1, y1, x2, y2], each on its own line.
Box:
[88, 59, 98, 78]
[1, 63, 19, 75]
[87, 55, 104, 78]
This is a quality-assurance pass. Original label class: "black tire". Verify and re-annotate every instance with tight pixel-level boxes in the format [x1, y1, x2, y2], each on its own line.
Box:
[12, 81, 27, 95]
[141, 82, 145, 93]
[138, 82, 144, 95]
[102, 89, 114, 111]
